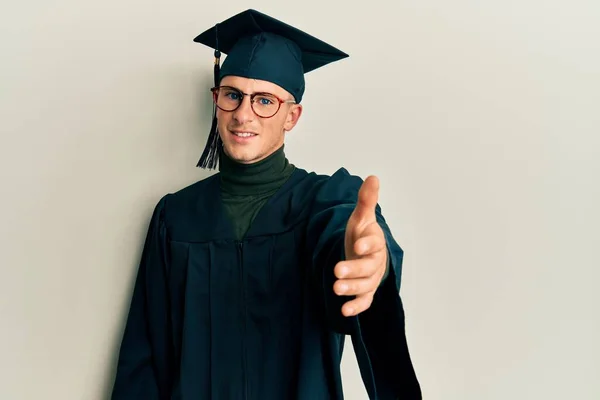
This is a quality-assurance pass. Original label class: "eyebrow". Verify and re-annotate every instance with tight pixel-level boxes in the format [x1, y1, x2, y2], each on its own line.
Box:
[222, 85, 282, 97]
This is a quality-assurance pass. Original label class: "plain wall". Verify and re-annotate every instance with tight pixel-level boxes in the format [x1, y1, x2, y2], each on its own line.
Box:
[1, 1, 598, 399]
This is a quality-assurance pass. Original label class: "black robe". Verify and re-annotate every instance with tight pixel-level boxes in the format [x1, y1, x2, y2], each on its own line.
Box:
[111, 166, 421, 399]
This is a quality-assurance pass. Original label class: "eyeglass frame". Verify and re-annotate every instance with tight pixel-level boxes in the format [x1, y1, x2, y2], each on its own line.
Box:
[210, 85, 297, 119]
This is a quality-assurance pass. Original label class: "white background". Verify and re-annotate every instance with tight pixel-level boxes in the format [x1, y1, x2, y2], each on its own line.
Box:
[1, 1, 599, 399]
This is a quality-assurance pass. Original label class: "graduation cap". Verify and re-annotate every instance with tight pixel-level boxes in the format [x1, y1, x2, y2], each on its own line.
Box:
[193, 9, 349, 169]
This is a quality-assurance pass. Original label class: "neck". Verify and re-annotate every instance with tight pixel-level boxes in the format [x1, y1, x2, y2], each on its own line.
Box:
[218, 145, 295, 196]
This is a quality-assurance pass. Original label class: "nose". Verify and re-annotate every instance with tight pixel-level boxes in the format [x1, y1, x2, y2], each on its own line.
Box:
[232, 95, 254, 125]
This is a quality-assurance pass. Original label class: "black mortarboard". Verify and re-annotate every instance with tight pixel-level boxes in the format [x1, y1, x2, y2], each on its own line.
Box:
[192, 9, 349, 169]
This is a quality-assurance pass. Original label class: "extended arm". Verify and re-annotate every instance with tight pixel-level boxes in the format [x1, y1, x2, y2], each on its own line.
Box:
[306, 169, 421, 399]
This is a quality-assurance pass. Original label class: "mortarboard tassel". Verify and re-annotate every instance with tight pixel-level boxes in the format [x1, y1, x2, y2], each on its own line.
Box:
[197, 25, 223, 169]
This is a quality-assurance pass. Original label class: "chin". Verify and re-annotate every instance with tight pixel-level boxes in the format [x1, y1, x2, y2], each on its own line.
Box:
[222, 143, 261, 164]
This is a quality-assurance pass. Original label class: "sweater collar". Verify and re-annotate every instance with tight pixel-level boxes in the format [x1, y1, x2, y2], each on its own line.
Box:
[218, 145, 295, 196]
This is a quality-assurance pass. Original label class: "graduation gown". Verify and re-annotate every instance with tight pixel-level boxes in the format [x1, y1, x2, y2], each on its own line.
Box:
[110, 166, 421, 400]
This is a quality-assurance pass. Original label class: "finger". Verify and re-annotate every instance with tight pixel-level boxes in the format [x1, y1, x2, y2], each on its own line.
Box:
[342, 293, 374, 317]
[353, 228, 386, 256]
[352, 176, 380, 224]
[334, 277, 379, 296]
[335, 258, 379, 280]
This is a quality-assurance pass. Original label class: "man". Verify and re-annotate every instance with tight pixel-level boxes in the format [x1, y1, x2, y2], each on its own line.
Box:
[111, 9, 421, 400]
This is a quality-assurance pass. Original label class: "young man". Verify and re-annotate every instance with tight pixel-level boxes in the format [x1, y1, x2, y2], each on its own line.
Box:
[111, 9, 421, 400]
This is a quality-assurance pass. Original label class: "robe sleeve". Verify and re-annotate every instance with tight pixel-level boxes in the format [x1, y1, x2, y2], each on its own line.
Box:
[306, 168, 422, 399]
[111, 195, 173, 400]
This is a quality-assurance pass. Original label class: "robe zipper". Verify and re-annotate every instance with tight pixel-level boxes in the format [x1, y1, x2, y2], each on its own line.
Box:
[237, 241, 248, 400]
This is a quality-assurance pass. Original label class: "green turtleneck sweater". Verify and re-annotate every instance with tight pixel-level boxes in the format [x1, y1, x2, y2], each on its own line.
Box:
[219, 145, 296, 240]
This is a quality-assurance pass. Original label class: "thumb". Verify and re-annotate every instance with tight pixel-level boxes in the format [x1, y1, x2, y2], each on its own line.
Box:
[352, 175, 379, 224]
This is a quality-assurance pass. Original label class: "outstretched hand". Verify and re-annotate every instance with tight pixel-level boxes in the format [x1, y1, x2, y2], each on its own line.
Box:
[334, 175, 388, 317]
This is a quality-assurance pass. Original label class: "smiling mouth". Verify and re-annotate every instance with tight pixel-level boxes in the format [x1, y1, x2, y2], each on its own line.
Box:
[231, 131, 258, 138]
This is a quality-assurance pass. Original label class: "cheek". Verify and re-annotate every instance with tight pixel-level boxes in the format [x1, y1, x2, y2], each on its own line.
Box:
[264, 120, 286, 143]
[216, 111, 229, 132]
[263, 121, 279, 138]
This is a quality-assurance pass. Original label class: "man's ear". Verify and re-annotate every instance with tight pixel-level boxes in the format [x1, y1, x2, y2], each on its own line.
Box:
[284, 104, 303, 132]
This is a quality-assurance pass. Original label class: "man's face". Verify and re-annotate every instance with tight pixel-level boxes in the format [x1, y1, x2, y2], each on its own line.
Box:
[215, 75, 302, 164]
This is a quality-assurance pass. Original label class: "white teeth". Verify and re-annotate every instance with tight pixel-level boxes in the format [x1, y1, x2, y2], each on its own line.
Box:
[233, 132, 255, 138]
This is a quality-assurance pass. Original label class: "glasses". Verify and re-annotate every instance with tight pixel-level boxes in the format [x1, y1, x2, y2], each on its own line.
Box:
[210, 86, 296, 118]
